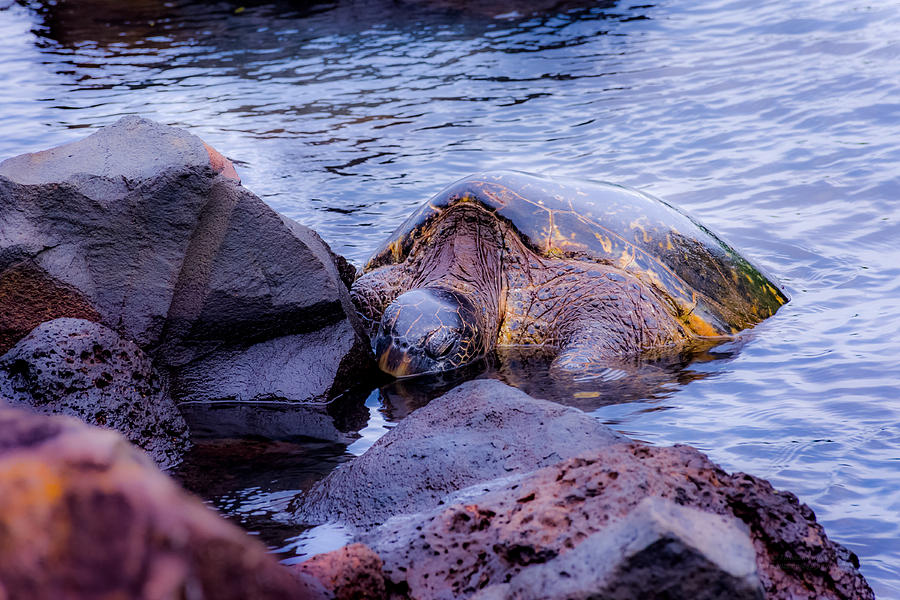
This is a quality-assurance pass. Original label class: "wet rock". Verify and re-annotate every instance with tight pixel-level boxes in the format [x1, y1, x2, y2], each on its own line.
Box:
[294, 379, 626, 530]
[0, 407, 327, 600]
[0, 318, 188, 468]
[294, 543, 387, 600]
[364, 443, 873, 600]
[0, 116, 371, 406]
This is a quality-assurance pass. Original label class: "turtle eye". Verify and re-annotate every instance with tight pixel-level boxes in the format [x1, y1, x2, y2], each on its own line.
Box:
[424, 327, 457, 359]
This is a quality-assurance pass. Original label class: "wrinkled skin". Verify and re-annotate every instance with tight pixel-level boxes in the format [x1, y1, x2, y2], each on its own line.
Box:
[352, 204, 687, 377]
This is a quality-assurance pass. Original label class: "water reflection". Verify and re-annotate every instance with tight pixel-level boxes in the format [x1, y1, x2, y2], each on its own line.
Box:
[380, 338, 737, 418]
[21, 0, 629, 49]
[4, 0, 653, 262]
[178, 386, 372, 443]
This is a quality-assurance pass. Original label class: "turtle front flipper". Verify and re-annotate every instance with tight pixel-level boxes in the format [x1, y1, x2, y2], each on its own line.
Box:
[550, 313, 681, 378]
[523, 262, 689, 376]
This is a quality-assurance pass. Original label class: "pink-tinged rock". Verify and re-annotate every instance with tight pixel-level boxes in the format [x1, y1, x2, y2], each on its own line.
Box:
[0, 407, 326, 600]
[0, 114, 239, 185]
[0, 261, 100, 355]
[364, 443, 873, 600]
[293, 543, 387, 600]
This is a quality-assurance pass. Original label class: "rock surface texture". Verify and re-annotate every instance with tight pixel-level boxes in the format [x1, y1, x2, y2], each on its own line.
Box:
[0, 408, 327, 600]
[0, 116, 370, 406]
[294, 379, 626, 530]
[294, 543, 387, 600]
[363, 442, 873, 600]
[473, 496, 764, 600]
[0, 318, 188, 468]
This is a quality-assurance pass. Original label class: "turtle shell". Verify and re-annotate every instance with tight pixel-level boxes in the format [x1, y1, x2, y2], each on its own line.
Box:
[365, 171, 788, 336]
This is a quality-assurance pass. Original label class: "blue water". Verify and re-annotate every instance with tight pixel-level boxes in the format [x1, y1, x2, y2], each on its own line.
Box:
[2, 0, 899, 594]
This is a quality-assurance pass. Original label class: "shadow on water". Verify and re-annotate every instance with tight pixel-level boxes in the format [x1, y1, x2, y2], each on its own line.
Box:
[171, 436, 352, 552]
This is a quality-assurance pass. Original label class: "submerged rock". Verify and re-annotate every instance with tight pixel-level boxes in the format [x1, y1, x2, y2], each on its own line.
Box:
[0, 408, 327, 600]
[293, 379, 626, 530]
[0, 116, 371, 406]
[0, 318, 188, 468]
[363, 443, 873, 600]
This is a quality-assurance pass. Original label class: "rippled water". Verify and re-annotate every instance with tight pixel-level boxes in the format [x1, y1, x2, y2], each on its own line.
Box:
[2, 0, 899, 594]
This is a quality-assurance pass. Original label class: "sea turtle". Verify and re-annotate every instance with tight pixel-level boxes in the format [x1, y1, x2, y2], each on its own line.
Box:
[351, 171, 788, 377]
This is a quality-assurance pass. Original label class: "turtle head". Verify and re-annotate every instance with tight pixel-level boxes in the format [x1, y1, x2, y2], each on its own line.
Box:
[374, 288, 484, 377]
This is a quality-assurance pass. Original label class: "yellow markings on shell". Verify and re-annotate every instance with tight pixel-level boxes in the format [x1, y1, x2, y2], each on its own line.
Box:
[665, 234, 674, 251]
[389, 239, 404, 262]
[765, 283, 783, 303]
[682, 312, 722, 337]
[546, 247, 565, 258]
[629, 219, 653, 244]
[618, 247, 635, 268]
[594, 232, 613, 254]
[573, 391, 602, 399]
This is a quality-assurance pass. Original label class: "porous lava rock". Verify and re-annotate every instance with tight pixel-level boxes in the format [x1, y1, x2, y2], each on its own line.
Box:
[0, 318, 188, 468]
[0, 407, 327, 600]
[293, 543, 387, 600]
[474, 496, 764, 600]
[363, 443, 873, 600]
[0, 116, 371, 406]
[293, 379, 626, 530]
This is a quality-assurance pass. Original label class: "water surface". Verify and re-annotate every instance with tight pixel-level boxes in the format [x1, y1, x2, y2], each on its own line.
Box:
[2, 0, 899, 594]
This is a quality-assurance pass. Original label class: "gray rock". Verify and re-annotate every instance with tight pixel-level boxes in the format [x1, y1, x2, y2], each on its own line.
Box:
[0, 117, 371, 407]
[294, 379, 626, 530]
[0, 318, 188, 468]
[0, 114, 239, 189]
[495, 497, 763, 600]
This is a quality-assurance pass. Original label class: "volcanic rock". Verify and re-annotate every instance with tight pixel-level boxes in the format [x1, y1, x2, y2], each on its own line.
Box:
[364, 443, 874, 600]
[0, 318, 188, 468]
[294, 543, 387, 600]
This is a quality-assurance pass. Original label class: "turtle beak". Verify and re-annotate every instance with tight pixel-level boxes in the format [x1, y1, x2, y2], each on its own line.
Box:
[375, 337, 416, 378]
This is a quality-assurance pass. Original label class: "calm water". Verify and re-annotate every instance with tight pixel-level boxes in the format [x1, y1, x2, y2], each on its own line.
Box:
[2, 0, 899, 594]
